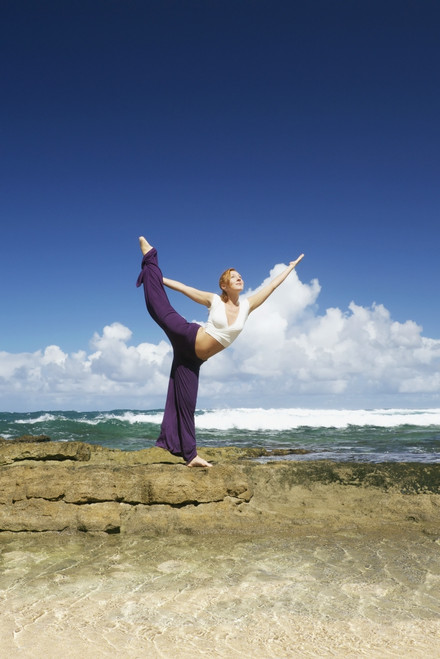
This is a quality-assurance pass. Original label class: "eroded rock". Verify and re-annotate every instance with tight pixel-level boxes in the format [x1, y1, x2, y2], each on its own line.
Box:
[1, 440, 439, 535]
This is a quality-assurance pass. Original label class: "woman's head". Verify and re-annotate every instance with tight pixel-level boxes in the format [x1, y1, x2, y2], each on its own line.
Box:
[219, 268, 243, 301]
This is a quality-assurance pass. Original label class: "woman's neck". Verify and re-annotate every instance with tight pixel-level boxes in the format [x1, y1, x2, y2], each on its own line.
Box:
[225, 293, 240, 306]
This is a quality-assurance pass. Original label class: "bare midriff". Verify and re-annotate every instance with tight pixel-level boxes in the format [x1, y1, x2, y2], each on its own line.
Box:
[195, 327, 225, 361]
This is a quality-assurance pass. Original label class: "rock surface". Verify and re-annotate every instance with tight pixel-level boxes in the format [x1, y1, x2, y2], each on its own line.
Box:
[1, 440, 439, 535]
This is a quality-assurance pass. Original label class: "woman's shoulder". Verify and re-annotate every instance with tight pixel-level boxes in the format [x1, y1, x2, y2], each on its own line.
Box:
[241, 296, 250, 312]
[208, 293, 222, 310]
[211, 293, 222, 305]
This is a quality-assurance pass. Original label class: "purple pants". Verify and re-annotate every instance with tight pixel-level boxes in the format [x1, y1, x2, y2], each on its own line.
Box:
[136, 248, 204, 462]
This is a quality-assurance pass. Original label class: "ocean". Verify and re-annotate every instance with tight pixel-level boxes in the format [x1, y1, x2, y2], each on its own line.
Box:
[1, 407, 440, 463]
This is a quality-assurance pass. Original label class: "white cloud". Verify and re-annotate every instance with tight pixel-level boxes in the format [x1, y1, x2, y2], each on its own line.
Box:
[1, 266, 440, 411]
[0, 323, 172, 410]
[88, 322, 170, 382]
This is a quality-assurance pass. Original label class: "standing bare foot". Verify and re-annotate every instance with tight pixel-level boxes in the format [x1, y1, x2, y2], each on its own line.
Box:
[187, 455, 213, 468]
[139, 236, 153, 255]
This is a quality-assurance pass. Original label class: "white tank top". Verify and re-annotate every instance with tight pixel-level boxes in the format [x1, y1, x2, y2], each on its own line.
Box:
[204, 294, 250, 348]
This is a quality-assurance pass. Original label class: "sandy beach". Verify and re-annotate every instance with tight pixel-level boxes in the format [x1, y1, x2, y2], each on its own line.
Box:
[1, 529, 440, 658]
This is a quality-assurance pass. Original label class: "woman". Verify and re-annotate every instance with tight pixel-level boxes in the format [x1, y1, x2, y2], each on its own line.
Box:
[137, 236, 304, 467]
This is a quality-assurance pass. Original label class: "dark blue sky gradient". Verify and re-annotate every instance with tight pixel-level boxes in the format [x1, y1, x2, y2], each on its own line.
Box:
[2, 0, 439, 353]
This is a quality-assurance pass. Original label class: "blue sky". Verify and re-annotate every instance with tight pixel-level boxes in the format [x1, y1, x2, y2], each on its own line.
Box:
[1, 0, 439, 411]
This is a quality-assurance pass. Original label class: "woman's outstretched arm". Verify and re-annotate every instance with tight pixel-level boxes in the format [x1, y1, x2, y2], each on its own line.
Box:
[247, 254, 304, 313]
[163, 277, 214, 307]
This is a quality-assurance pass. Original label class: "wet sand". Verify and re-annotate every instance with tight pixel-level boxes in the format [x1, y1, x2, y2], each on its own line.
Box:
[1, 529, 439, 658]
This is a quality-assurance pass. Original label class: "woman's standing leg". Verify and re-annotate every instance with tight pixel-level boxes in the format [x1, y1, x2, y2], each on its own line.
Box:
[156, 356, 200, 463]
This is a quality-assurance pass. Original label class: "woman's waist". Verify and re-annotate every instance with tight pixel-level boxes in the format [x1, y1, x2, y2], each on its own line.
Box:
[195, 327, 225, 361]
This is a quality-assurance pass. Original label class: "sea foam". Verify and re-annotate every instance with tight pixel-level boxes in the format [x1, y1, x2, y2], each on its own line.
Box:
[193, 408, 440, 431]
[15, 413, 60, 425]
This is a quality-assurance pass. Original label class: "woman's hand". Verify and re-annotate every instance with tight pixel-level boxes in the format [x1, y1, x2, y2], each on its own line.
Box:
[248, 253, 305, 313]
[290, 254, 305, 268]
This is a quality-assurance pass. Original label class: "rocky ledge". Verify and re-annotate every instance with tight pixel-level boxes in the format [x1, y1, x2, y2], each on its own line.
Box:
[1, 439, 439, 535]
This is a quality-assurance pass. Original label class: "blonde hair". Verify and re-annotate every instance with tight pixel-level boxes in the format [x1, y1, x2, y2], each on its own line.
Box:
[219, 268, 236, 302]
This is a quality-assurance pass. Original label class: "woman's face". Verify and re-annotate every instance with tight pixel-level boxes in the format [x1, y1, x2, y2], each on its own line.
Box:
[223, 269, 244, 295]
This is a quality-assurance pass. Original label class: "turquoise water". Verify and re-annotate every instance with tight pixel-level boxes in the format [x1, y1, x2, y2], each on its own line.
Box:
[1, 408, 440, 463]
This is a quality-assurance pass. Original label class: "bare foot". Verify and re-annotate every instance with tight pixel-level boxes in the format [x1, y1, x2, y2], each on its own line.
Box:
[139, 236, 153, 255]
[186, 455, 213, 468]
